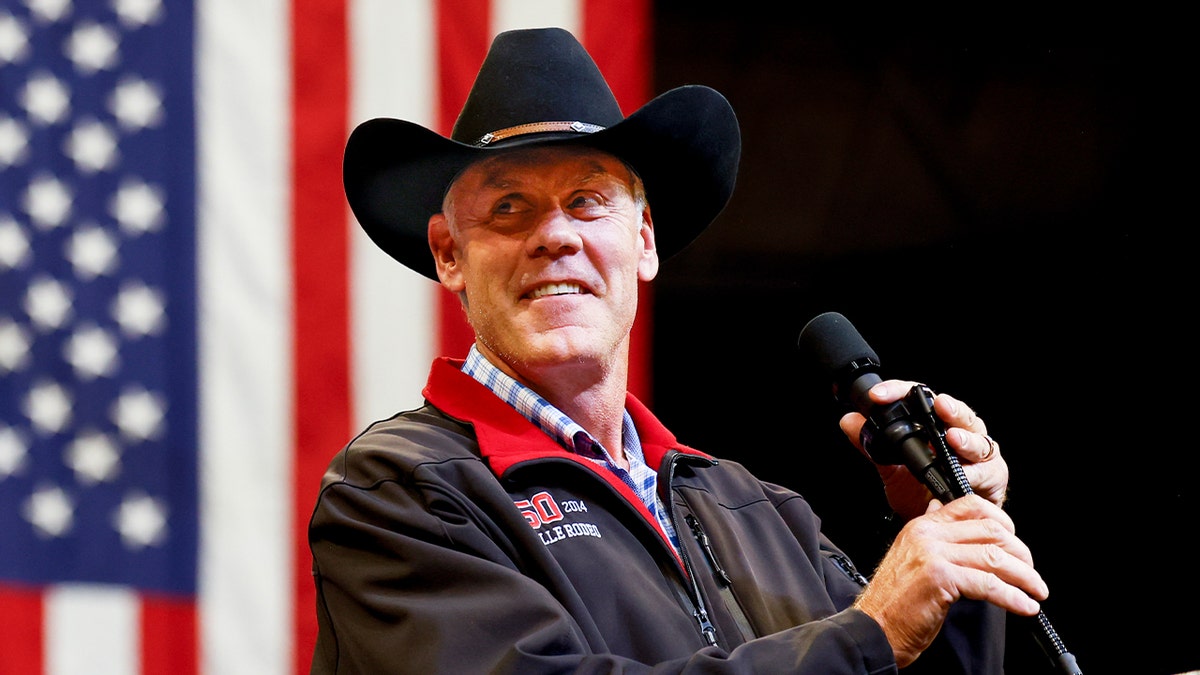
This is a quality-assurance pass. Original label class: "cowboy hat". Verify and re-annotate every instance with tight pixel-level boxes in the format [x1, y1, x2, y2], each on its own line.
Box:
[343, 26, 741, 281]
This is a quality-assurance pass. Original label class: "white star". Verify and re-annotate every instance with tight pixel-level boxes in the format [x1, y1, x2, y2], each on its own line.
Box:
[23, 174, 73, 229]
[0, 114, 30, 167]
[64, 118, 119, 173]
[64, 323, 120, 380]
[112, 279, 164, 337]
[23, 484, 75, 538]
[108, 76, 162, 130]
[19, 71, 71, 125]
[24, 379, 73, 435]
[0, 425, 30, 478]
[113, 491, 167, 549]
[67, 221, 119, 279]
[26, 0, 73, 23]
[109, 178, 164, 234]
[24, 275, 73, 330]
[111, 385, 165, 442]
[0, 318, 33, 373]
[113, 0, 163, 28]
[0, 12, 30, 64]
[65, 429, 121, 484]
[0, 214, 31, 269]
[65, 21, 119, 74]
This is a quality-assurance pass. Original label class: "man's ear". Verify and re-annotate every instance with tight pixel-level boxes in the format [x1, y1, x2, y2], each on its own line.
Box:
[429, 213, 465, 292]
[637, 206, 659, 282]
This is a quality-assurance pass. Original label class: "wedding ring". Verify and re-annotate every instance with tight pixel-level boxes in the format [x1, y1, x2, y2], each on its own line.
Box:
[981, 434, 998, 461]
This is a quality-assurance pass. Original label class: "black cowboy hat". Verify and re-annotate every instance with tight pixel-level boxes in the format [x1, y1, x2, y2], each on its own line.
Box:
[343, 26, 742, 281]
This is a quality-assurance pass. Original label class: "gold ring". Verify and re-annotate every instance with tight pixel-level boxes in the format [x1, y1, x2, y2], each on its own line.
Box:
[981, 434, 998, 461]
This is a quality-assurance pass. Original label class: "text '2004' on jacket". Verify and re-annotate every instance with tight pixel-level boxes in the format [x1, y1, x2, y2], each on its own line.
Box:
[308, 357, 1005, 674]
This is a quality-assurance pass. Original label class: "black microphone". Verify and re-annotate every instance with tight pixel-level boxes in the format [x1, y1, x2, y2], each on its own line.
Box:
[796, 311, 962, 502]
[796, 311, 1082, 675]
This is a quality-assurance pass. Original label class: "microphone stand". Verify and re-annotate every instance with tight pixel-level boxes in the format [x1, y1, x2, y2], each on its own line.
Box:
[866, 385, 1083, 675]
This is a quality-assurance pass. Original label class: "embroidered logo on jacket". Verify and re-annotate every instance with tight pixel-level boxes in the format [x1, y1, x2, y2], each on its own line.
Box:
[514, 491, 602, 546]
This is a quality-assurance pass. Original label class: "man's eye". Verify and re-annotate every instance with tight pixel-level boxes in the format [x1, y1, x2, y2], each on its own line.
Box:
[493, 197, 526, 214]
[568, 194, 602, 209]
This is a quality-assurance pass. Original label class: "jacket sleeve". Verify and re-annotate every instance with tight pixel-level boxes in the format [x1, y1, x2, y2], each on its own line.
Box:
[765, 481, 1008, 675]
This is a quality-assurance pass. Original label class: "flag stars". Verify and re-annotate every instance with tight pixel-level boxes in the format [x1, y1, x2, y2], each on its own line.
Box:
[0, 11, 31, 64]
[112, 280, 164, 337]
[0, 114, 31, 167]
[23, 484, 74, 538]
[66, 21, 120, 74]
[0, 318, 33, 373]
[109, 77, 163, 131]
[65, 118, 119, 172]
[26, 0, 73, 23]
[19, 71, 71, 125]
[64, 323, 120, 379]
[111, 385, 165, 442]
[113, 0, 163, 29]
[23, 174, 73, 229]
[25, 275, 74, 330]
[110, 178, 164, 234]
[67, 221, 119, 279]
[0, 214, 32, 269]
[113, 491, 167, 549]
[0, 425, 30, 479]
[65, 429, 121, 484]
[24, 379, 73, 435]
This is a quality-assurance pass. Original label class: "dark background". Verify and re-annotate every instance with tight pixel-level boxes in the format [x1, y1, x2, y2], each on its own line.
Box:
[649, 9, 1193, 675]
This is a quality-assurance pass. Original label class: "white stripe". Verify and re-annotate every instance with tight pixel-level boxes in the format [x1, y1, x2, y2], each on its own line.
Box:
[195, 1, 292, 674]
[45, 584, 137, 675]
[349, 0, 437, 429]
[493, 0, 581, 34]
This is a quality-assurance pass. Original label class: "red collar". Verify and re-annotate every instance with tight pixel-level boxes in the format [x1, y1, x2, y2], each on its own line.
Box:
[422, 357, 711, 475]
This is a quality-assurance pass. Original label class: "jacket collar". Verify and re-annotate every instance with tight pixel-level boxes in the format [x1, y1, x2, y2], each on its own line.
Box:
[422, 356, 712, 475]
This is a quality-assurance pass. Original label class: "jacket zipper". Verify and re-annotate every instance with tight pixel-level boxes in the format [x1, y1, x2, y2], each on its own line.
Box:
[829, 551, 870, 586]
[685, 513, 755, 642]
[662, 455, 720, 647]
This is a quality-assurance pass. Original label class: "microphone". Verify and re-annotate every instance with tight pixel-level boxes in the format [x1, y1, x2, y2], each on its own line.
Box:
[797, 311, 1082, 675]
[796, 311, 963, 502]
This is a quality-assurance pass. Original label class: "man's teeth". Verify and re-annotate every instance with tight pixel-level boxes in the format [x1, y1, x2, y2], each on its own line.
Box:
[529, 283, 582, 299]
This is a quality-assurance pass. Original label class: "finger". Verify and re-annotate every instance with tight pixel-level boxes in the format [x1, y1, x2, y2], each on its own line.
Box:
[932, 392, 986, 435]
[946, 427, 1001, 464]
[925, 494, 1016, 535]
[867, 379, 921, 404]
[956, 563, 1045, 616]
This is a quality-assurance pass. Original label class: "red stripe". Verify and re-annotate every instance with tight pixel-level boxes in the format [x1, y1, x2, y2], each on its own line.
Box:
[435, 0, 490, 358]
[291, 0, 350, 672]
[140, 594, 196, 675]
[0, 586, 42, 674]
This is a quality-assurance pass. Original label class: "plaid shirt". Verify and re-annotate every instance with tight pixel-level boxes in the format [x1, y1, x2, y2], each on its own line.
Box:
[462, 345, 679, 551]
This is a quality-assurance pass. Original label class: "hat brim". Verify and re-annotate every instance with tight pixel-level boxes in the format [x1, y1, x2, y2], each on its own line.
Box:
[343, 84, 741, 281]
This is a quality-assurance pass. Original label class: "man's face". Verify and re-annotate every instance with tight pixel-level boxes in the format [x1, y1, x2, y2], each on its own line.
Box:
[429, 145, 658, 383]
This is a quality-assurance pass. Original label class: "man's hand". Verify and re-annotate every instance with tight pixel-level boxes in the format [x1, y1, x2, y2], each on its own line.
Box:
[853, 494, 1047, 667]
[838, 380, 1009, 520]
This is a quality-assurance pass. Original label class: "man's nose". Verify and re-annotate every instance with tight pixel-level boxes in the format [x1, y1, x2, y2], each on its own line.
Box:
[528, 208, 582, 256]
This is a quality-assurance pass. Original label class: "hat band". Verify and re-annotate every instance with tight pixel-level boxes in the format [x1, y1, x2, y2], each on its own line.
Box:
[475, 120, 606, 146]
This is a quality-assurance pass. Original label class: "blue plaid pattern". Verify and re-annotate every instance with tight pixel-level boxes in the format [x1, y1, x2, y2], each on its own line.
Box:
[463, 346, 679, 550]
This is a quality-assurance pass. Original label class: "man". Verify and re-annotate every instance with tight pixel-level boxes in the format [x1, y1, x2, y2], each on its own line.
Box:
[310, 27, 1046, 674]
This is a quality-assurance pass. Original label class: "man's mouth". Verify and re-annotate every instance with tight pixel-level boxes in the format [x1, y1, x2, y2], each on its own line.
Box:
[527, 282, 584, 299]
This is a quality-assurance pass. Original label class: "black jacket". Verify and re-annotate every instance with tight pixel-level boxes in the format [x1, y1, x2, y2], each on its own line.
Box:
[309, 357, 1005, 674]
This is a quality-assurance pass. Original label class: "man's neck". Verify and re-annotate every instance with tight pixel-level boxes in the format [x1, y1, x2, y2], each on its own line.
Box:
[481, 344, 631, 459]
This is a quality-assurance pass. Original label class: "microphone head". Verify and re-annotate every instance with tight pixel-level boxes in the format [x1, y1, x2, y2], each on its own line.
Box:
[797, 312, 882, 410]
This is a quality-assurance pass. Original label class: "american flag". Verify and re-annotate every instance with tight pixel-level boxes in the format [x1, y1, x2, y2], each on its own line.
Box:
[0, 0, 652, 673]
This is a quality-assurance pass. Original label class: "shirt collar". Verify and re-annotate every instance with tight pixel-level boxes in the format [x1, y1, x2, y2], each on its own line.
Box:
[461, 344, 640, 461]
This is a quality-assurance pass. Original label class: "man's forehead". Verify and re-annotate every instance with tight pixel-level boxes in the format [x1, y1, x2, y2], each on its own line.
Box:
[456, 145, 626, 185]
